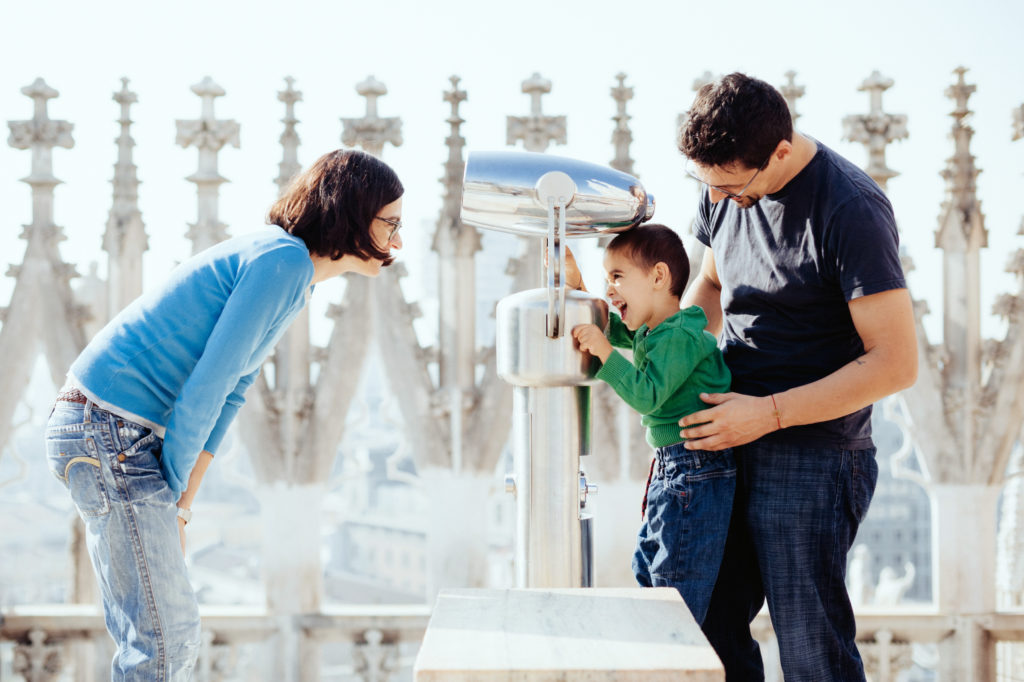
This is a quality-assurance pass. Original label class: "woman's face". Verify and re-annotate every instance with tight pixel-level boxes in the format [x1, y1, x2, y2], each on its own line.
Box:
[353, 196, 403, 277]
[372, 196, 403, 251]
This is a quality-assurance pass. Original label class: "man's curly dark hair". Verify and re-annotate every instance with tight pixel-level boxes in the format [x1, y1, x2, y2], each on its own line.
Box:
[678, 72, 793, 170]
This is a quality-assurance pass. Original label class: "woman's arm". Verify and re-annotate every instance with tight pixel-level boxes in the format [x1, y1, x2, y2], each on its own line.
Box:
[176, 450, 213, 555]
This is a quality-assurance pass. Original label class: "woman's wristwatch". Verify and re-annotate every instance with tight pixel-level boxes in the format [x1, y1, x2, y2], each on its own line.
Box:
[176, 506, 192, 525]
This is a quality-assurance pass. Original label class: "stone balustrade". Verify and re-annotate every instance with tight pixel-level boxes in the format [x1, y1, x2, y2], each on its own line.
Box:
[3, 605, 1023, 681]
[0, 604, 429, 682]
[751, 608, 1024, 681]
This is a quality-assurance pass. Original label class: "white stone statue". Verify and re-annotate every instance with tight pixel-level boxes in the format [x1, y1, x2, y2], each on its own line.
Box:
[873, 562, 916, 606]
[848, 544, 874, 606]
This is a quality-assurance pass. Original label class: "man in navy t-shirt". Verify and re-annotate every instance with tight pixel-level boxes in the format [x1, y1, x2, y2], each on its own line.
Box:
[675, 73, 917, 681]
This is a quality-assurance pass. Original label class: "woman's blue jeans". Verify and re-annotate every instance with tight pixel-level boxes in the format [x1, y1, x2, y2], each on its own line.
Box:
[632, 443, 736, 625]
[700, 441, 878, 682]
[45, 398, 200, 681]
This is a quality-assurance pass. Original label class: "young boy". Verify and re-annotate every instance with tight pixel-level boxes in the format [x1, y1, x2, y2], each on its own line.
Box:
[567, 223, 733, 626]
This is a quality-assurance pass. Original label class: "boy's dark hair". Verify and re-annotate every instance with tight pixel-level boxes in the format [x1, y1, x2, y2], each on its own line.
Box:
[678, 72, 793, 170]
[607, 223, 689, 298]
[268, 149, 404, 264]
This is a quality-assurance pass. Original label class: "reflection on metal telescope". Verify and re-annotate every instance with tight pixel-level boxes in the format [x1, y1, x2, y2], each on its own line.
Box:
[462, 150, 655, 238]
[461, 150, 654, 589]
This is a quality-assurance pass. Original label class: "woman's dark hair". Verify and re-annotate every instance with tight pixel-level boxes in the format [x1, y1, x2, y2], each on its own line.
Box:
[268, 149, 404, 264]
[607, 223, 690, 298]
[678, 72, 793, 170]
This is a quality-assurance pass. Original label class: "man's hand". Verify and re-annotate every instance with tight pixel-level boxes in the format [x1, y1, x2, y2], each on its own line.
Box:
[678, 392, 778, 450]
[572, 324, 612, 362]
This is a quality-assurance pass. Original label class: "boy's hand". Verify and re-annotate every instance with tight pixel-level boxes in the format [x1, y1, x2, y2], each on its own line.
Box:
[572, 324, 612, 362]
[563, 247, 584, 290]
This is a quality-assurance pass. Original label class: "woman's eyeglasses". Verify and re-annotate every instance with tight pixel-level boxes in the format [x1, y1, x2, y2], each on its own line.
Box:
[375, 215, 402, 242]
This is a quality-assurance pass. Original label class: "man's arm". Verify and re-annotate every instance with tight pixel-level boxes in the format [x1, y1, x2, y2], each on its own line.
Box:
[682, 248, 723, 336]
[679, 287, 918, 450]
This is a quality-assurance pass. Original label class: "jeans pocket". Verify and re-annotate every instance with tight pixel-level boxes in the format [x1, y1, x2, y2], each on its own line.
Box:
[661, 466, 689, 497]
[109, 425, 169, 504]
[847, 448, 878, 524]
[113, 418, 156, 454]
[45, 433, 110, 517]
[663, 449, 736, 500]
[687, 449, 736, 482]
[115, 425, 162, 475]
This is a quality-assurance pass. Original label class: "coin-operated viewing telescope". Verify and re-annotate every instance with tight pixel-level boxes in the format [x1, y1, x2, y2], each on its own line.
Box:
[462, 150, 654, 588]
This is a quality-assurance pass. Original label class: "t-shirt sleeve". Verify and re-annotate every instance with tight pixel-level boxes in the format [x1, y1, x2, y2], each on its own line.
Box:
[692, 188, 713, 248]
[827, 192, 906, 301]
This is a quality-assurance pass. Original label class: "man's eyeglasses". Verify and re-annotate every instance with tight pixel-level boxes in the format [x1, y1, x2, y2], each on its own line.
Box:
[375, 215, 402, 243]
[684, 155, 772, 200]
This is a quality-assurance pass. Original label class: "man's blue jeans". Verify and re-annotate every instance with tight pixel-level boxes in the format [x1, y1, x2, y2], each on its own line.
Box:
[701, 441, 878, 682]
[45, 398, 200, 681]
[633, 443, 736, 625]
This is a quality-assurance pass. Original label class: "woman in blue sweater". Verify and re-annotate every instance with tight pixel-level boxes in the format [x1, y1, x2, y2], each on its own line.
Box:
[44, 148, 403, 681]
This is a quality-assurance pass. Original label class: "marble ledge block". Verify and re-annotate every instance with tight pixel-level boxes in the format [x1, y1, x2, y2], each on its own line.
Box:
[414, 587, 724, 681]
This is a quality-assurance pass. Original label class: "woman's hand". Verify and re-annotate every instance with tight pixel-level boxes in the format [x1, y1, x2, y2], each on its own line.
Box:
[572, 324, 612, 362]
[178, 516, 187, 556]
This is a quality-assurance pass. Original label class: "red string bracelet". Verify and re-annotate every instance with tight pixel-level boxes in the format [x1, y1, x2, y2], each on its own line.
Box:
[770, 394, 782, 431]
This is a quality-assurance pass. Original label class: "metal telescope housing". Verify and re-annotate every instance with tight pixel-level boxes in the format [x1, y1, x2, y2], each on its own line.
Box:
[461, 150, 655, 588]
[462, 150, 655, 238]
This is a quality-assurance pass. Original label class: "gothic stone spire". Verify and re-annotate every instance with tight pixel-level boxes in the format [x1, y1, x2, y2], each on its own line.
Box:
[175, 76, 240, 253]
[340, 75, 403, 158]
[507, 72, 566, 152]
[842, 71, 908, 192]
[276, 76, 303, 193]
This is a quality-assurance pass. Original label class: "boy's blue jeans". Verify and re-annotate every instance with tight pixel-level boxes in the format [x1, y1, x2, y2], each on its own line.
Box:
[45, 398, 200, 681]
[701, 441, 878, 682]
[632, 442, 736, 625]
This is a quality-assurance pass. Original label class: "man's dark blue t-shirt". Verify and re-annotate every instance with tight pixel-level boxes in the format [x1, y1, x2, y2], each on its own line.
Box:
[693, 141, 905, 449]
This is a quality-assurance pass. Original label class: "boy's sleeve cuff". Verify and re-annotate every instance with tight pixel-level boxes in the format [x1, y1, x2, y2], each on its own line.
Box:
[596, 350, 633, 385]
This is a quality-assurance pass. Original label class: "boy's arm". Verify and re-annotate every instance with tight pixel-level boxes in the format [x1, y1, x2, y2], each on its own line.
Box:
[605, 312, 636, 348]
[597, 331, 709, 415]
[561, 246, 634, 347]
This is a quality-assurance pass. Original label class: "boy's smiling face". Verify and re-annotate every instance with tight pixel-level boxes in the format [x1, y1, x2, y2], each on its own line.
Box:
[603, 248, 659, 331]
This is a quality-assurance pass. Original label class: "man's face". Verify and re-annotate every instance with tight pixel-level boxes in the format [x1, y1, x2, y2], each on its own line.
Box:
[692, 161, 767, 209]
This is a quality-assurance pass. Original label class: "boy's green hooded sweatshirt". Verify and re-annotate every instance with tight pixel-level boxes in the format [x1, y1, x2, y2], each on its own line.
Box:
[596, 306, 731, 448]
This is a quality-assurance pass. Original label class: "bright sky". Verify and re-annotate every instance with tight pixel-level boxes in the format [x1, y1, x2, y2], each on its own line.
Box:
[2, 0, 1023, 347]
